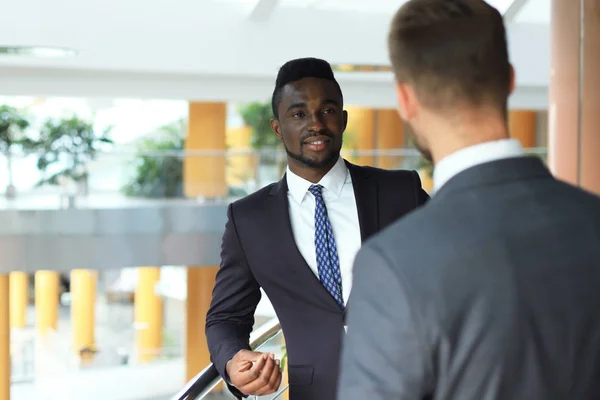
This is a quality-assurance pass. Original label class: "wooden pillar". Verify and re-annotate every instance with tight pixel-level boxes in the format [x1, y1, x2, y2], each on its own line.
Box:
[185, 267, 218, 381]
[345, 106, 375, 166]
[71, 270, 97, 359]
[226, 126, 255, 187]
[375, 109, 405, 169]
[345, 107, 407, 168]
[508, 110, 537, 149]
[184, 102, 228, 198]
[34, 271, 59, 335]
[0, 274, 9, 400]
[135, 267, 163, 363]
[549, 0, 600, 195]
[9, 272, 28, 329]
[184, 102, 225, 385]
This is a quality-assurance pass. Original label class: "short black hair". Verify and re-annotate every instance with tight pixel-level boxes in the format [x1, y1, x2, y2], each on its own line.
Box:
[271, 57, 343, 119]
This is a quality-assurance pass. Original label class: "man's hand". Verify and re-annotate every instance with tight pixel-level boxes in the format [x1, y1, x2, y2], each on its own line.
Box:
[226, 350, 282, 396]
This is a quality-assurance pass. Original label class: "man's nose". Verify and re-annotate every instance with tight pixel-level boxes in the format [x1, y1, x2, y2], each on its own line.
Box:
[308, 113, 326, 132]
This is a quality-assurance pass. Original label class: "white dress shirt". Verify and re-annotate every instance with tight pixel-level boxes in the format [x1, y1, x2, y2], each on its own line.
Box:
[433, 139, 525, 193]
[286, 156, 362, 304]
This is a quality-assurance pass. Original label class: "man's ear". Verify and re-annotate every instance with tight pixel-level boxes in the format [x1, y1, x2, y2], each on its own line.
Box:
[270, 118, 282, 141]
[508, 64, 516, 94]
[395, 79, 418, 121]
[342, 110, 348, 131]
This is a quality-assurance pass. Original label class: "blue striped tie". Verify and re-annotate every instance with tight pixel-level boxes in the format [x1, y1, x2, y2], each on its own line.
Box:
[309, 184, 344, 309]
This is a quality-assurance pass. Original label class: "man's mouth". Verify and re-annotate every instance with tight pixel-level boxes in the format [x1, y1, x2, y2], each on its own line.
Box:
[303, 136, 330, 152]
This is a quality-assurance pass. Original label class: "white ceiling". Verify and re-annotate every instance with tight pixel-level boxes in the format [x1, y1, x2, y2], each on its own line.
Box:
[515, 0, 551, 24]
[0, 0, 551, 108]
[217, 0, 522, 15]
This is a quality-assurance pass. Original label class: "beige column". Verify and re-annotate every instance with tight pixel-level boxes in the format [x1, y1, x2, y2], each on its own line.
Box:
[344, 106, 375, 166]
[375, 110, 405, 169]
[9, 272, 28, 329]
[0, 274, 9, 400]
[185, 268, 218, 382]
[184, 102, 225, 385]
[184, 102, 228, 198]
[226, 126, 255, 186]
[549, 0, 600, 195]
[345, 107, 408, 168]
[134, 267, 163, 363]
[508, 110, 537, 149]
[71, 270, 97, 359]
[34, 271, 59, 335]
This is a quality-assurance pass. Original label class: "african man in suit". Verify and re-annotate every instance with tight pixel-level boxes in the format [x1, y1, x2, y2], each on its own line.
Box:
[206, 57, 429, 400]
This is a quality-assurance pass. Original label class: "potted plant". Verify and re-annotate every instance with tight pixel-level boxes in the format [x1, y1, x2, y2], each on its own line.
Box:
[0, 105, 33, 199]
[33, 116, 113, 203]
[122, 119, 185, 198]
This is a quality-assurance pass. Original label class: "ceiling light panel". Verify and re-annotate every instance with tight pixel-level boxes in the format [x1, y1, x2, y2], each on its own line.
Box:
[0, 46, 78, 58]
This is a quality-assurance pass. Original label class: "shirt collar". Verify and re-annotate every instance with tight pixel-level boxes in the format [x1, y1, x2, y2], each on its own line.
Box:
[286, 156, 348, 203]
[433, 138, 525, 193]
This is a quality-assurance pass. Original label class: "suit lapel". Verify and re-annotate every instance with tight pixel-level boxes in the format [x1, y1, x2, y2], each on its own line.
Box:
[266, 162, 380, 317]
[268, 176, 343, 312]
[346, 162, 379, 243]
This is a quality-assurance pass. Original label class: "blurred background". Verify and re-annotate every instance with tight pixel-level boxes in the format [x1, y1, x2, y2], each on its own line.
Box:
[0, 0, 595, 399]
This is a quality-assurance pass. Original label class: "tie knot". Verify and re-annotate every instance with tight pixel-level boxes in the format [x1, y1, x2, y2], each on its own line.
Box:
[308, 184, 323, 198]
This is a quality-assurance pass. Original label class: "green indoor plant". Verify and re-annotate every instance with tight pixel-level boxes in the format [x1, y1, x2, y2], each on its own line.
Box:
[0, 105, 33, 198]
[122, 119, 186, 198]
[33, 116, 113, 195]
[238, 101, 278, 149]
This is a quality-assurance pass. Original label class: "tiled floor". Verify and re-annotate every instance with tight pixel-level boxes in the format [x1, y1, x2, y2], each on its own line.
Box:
[10, 297, 282, 400]
[10, 299, 184, 399]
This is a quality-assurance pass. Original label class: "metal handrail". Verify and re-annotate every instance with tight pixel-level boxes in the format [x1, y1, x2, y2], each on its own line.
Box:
[171, 318, 282, 400]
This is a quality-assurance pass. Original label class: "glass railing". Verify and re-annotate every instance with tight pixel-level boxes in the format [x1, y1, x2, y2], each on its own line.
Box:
[0, 147, 548, 210]
[11, 337, 34, 383]
[171, 317, 285, 400]
[0, 148, 424, 210]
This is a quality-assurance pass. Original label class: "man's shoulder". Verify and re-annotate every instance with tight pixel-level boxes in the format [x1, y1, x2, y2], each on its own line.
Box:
[229, 182, 278, 214]
[555, 178, 600, 207]
[347, 162, 423, 195]
[346, 162, 428, 209]
[369, 204, 431, 245]
[349, 162, 418, 182]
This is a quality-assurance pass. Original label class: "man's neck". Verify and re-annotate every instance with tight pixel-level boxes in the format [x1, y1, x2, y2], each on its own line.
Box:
[426, 111, 510, 165]
[432, 134, 510, 165]
[288, 159, 337, 183]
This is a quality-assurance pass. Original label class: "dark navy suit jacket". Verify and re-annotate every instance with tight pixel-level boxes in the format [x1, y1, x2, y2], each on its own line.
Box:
[206, 160, 429, 400]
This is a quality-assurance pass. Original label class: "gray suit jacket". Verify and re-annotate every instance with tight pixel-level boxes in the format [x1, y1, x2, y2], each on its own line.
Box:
[338, 156, 600, 400]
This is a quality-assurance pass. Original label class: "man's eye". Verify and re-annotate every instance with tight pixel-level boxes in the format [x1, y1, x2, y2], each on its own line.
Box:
[292, 112, 305, 118]
[323, 109, 335, 114]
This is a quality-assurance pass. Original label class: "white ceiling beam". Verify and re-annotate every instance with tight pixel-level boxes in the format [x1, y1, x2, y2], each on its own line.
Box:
[249, 0, 280, 22]
[504, 0, 530, 22]
[0, 67, 549, 110]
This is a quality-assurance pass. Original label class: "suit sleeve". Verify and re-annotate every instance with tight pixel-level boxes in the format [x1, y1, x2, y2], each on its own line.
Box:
[205, 203, 262, 398]
[412, 170, 430, 206]
[337, 244, 433, 400]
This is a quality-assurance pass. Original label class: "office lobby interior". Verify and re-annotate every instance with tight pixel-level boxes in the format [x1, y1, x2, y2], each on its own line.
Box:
[0, 0, 598, 399]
